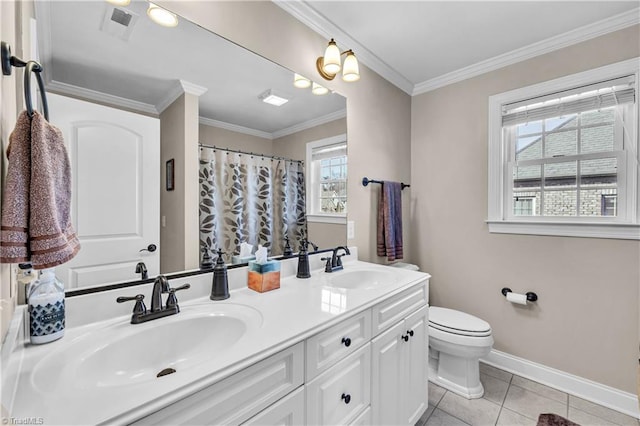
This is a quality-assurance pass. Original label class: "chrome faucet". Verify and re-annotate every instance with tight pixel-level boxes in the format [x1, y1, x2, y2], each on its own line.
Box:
[322, 246, 351, 273]
[117, 274, 190, 324]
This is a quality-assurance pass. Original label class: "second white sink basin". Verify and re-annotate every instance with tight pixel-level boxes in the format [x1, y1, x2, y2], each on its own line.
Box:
[327, 269, 395, 290]
[31, 303, 263, 391]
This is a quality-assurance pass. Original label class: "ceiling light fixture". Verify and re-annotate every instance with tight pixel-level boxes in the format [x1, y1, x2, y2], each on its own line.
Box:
[293, 73, 311, 89]
[316, 38, 360, 82]
[147, 2, 178, 27]
[106, 0, 131, 6]
[311, 82, 329, 96]
[259, 89, 289, 106]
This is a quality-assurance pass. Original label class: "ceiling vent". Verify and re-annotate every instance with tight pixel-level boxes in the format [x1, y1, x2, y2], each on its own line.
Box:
[100, 5, 139, 41]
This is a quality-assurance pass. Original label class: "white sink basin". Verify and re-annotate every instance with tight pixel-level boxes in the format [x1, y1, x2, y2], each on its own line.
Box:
[31, 303, 263, 391]
[327, 269, 395, 290]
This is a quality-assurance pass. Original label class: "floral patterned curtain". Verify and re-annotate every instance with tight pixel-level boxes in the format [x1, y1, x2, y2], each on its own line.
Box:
[199, 147, 307, 263]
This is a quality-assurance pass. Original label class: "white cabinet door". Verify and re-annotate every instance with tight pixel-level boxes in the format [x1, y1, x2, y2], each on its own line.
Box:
[371, 320, 404, 426]
[404, 306, 428, 425]
[371, 306, 428, 426]
[48, 93, 160, 289]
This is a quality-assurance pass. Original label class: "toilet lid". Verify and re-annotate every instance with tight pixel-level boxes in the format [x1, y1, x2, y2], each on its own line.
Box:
[429, 307, 492, 337]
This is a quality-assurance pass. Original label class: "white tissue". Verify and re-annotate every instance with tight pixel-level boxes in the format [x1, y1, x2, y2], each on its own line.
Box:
[239, 242, 253, 257]
[255, 245, 268, 264]
[506, 292, 528, 305]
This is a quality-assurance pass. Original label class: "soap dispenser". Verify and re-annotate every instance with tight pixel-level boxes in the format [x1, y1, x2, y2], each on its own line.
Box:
[201, 247, 214, 270]
[210, 249, 230, 300]
[296, 239, 318, 279]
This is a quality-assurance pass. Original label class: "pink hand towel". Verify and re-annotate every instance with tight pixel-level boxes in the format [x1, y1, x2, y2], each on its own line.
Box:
[1, 111, 80, 269]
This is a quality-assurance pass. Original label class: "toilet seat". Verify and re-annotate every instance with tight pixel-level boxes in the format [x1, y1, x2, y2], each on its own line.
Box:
[429, 307, 492, 337]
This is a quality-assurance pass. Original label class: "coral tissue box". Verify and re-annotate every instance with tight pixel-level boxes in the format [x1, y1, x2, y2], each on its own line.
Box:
[248, 260, 281, 293]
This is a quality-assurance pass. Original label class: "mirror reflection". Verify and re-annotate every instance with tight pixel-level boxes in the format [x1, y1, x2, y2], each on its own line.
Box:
[36, 0, 347, 291]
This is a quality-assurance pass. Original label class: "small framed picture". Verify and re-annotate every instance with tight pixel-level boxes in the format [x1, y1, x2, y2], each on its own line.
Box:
[166, 159, 175, 191]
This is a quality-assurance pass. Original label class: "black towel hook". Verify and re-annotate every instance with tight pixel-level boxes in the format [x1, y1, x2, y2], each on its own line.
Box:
[1, 41, 49, 121]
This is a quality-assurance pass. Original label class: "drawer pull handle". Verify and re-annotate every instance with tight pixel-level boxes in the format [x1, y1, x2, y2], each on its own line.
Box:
[407, 330, 414, 337]
[341, 393, 351, 404]
[341, 337, 351, 347]
[401, 334, 409, 342]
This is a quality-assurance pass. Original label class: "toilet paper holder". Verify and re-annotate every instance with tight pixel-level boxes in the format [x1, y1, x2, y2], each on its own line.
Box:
[501, 287, 538, 302]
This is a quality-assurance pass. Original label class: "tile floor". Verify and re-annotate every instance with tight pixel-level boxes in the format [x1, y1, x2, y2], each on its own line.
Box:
[415, 362, 640, 426]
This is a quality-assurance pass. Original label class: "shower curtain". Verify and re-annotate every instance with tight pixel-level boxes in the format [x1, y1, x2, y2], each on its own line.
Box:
[199, 147, 307, 262]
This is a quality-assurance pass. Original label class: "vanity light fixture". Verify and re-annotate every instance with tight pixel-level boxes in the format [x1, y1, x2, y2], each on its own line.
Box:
[317, 38, 360, 82]
[293, 73, 311, 89]
[311, 82, 329, 96]
[259, 89, 289, 106]
[147, 2, 178, 27]
[106, 0, 131, 6]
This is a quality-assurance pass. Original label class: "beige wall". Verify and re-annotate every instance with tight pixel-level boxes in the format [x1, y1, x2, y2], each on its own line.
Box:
[411, 25, 640, 393]
[158, 1, 413, 264]
[273, 118, 348, 248]
[199, 124, 273, 155]
[160, 93, 200, 274]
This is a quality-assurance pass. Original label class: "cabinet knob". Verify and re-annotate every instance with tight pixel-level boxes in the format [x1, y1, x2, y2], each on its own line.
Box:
[407, 330, 414, 337]
[341, 337, 351, 347]
[341, 393, 351, 404]
[401, 334, 409, 342]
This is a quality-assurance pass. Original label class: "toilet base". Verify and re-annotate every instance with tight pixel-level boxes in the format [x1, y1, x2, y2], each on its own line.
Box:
[428, 349, 485, 399]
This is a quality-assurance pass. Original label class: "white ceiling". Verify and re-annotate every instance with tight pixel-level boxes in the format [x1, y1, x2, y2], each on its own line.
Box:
[278, 1, 640, 94]
[36, 1, 346, 138]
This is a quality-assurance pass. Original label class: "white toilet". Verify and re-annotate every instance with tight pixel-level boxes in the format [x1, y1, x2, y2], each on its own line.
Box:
[428, 307, 493, 399]
[389, 262, 494, 399]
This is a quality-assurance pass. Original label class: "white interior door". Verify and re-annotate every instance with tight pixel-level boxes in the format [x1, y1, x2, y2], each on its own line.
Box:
[48, 93, 160, 289]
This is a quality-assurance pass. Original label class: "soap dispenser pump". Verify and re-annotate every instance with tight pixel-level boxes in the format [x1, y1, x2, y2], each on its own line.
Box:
[210, 249, 230, 300]
[296, 239, 318, 279]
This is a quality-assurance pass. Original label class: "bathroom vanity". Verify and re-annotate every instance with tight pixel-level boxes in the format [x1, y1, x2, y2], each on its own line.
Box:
[1, 250, 429, 425]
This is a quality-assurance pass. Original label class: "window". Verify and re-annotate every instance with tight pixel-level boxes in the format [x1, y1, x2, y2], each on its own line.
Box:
[306, 135, 347, 224]
[488, 59, 639, 239]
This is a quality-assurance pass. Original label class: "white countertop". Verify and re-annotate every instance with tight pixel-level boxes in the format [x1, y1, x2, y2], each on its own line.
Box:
[2, 253, 429, 425]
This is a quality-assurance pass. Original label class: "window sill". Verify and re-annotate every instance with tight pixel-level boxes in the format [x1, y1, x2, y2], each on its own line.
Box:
[307, 214, 347, 225]
[486, 220, 640, 240]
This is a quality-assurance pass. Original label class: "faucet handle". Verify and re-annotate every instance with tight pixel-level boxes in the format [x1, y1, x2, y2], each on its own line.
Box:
[116, 294, 147, 315]
[321, 256, 332, 273]
[336, 253, 347, 267]
[166, 284, 191, 310]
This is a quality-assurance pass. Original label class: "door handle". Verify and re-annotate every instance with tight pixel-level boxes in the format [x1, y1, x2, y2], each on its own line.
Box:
[140, 244, 157, 253]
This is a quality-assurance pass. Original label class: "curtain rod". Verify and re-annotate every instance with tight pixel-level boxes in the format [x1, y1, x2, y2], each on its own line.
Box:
[199, 143, 303, 164]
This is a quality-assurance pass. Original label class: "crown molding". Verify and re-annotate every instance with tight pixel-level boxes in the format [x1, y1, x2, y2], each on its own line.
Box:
[413, 7, 640, 95]
[199, 117, 273, 140]
[156, 79, 208, 113]
[274, 0, 414, 95]
[271, 108, 346, 139]
[46, 80, 159, 115]
[275, 1, 639, 97]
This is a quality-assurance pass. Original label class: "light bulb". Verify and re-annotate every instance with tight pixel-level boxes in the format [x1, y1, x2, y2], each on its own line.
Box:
[322, 39, 341, 75]
[147, 2, 178, 27]
[342, 51, 360, 82]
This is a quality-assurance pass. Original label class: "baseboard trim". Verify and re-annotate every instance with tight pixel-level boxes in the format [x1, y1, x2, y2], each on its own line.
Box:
[482, 349, 639, 420]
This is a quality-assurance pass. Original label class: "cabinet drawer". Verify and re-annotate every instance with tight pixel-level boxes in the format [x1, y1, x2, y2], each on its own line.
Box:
[306, 343, 371, 426]
[242, 386, 305, 426]
[132, 342, 304, 425]
[306, 309, 371, 380]
[372, 282, 427, 336]
[349, 406, 371, 425]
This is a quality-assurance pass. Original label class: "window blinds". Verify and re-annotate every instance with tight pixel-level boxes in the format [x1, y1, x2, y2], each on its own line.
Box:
[311, 142, 347, 161]
[502, 75, 636, 126]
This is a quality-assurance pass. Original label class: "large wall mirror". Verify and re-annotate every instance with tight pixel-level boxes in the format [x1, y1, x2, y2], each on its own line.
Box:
[34, 0, 347, 292]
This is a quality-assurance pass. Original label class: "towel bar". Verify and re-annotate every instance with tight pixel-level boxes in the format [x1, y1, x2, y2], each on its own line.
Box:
[362, 177, 410, 190]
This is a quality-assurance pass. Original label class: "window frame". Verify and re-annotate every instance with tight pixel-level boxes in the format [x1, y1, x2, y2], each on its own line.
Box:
[487, 58, 640, 240]
[305, 134, 348, 225]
